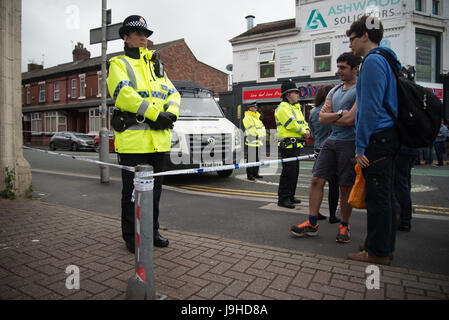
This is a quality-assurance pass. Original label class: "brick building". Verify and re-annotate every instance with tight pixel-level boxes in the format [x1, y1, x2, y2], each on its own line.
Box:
[22, 39, 228, 146]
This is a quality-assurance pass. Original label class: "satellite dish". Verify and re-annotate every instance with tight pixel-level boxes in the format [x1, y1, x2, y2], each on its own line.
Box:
[226, 64, 233, 71]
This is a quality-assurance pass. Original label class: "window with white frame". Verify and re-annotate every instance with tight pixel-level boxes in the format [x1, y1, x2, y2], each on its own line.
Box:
[108, 106, 114, 129]
[415, 0, 424, 11]
[44, 111, 66, 133]
[31, 113, 42, 134]
[25, 85, 30, 104]
[71, 79, 77, 98]
[416, 32, 439, 82]
[89, 108, 101, 133]
[432, 0, 440, 15]
[38, 82, 46, 102]
[97, 71, 102, 97]
[313, 42, 332, 74]
[79, 74, 86, 98]
[53, 81, 60, 101]
[258, 49, 275, 79]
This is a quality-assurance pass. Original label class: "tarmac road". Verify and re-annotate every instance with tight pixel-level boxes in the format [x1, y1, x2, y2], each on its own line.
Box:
[24, 148, 449, 276]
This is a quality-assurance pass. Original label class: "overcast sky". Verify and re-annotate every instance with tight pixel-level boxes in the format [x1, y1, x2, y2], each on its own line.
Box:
[21, 0, 295, 73]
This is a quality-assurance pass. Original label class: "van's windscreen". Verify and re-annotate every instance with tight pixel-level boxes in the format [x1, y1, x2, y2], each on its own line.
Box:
[178, 96, 224, 118]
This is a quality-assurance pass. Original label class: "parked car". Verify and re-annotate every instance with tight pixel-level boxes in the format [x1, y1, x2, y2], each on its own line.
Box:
[94, 131, 115, 152]
[49, 132, 95, 151]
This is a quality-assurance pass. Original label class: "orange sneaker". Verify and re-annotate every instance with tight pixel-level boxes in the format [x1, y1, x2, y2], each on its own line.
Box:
[290, 221, 319, 237]
[336, 224, 351, 243]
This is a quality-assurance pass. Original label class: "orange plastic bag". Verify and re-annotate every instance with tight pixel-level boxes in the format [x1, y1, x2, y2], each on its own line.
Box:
[348, 164, 366, 209]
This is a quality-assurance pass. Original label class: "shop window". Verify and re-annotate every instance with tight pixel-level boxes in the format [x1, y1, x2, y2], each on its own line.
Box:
[258, 49, 275, 79]
[53, 81, 60, 101]
[31, 113, 42, 134]
[416, 32, 439, 82]
[45, 111, 66, 133]
[79, 74, 86, 99]
[314, 42, 331, 74]
[89, 108, 101, 133]
[38, 82, 46, 102]
[71, 79, 77, 98]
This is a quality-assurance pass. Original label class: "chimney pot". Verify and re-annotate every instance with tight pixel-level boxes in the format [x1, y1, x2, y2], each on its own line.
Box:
[245, 15, 255, 30]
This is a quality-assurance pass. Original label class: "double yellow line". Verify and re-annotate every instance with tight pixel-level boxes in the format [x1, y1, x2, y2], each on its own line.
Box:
[175, 185, 449, 215]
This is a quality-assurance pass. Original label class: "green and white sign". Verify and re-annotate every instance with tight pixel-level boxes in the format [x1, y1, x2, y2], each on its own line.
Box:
[301, 0, 403, 31]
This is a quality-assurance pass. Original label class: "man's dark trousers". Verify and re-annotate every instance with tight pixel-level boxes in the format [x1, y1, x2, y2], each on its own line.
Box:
[278, 147, 300, 202]
[362, 127, 399, 258]
[394, 146, 418, 227]
[118, 153, 165, 244]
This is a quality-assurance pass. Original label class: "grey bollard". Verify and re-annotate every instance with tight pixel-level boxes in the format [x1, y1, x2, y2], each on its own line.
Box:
[125, 164, 155, 300]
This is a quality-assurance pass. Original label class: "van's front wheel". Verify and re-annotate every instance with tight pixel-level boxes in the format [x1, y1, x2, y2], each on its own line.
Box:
[217, 169, 233, 178]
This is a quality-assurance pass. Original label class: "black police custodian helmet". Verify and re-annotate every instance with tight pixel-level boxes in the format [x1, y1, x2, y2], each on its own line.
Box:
[280, 80, 300, 98]
[119, 15, 153, 39]
[245, 100, 258, 109]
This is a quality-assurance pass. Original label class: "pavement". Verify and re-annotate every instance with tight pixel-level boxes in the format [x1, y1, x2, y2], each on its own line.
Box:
[1, 197, 449, 301]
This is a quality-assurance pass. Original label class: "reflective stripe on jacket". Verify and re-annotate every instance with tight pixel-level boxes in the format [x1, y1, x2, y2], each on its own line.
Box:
[275, 101, 309, 148]
[243, 111, 265, 147]
[107, 47, 180, 153]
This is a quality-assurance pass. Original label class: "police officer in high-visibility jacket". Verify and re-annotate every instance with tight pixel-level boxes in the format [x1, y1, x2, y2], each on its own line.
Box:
[275, 80, 310, 209]
[107, 15, 180, 253]
[243, 101, 266, 181]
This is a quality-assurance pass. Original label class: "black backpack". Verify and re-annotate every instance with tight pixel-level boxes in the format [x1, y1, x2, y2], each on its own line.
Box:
[365, 50, 443, 148]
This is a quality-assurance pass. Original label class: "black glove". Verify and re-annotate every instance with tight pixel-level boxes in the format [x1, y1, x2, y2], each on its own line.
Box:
[154, 112, 175, 130]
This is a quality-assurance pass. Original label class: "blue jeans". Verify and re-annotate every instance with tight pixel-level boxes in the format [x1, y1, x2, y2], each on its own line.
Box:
[362, 128, 400, 258]
[434, 141, 446, 166]
[423, 144, 434, 164]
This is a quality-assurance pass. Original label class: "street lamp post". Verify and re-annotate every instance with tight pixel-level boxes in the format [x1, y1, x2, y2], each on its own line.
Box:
[99, 0, 109, 183]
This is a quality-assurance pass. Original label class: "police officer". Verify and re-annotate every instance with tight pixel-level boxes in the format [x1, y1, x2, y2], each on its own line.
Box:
[243, 101, 266, 181]
[275, 80, 310, 209]
[107, 15, 180, 253]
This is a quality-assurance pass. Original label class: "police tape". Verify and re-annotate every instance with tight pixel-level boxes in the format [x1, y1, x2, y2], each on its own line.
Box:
[23, 146, 135, 172]
[23, 146, 317, 177]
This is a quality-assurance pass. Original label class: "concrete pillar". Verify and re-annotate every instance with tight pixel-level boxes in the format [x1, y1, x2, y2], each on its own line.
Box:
[0, 0, 32, 198]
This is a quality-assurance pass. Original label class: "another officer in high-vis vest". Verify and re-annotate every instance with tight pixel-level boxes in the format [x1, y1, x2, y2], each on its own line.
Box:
[243, 101, 266, 181]
[275, 80, 310, 209]
[107, 15, 180, 253]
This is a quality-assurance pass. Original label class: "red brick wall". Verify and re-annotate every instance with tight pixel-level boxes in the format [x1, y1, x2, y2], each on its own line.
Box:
[159, 40, 229, 96]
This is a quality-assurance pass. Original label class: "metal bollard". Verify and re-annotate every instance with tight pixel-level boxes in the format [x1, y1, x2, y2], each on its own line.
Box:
[125, 164, 156, 300]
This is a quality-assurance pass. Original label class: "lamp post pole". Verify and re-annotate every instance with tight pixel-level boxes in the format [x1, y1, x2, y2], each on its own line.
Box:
[99, 0, 110, 183]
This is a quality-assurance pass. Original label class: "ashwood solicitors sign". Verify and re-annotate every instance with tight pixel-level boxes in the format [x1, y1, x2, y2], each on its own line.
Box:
[301, 0, 403, 31]
[242, 80, 340, 103]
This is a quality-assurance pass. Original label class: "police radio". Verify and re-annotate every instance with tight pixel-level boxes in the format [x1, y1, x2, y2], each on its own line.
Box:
[151, 51, 164, 78]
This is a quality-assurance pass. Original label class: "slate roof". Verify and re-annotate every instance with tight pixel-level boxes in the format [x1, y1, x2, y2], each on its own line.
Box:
[230, 18, 296, 42]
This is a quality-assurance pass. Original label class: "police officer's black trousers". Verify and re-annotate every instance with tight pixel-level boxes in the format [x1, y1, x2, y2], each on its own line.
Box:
[278, 147, 300, 202]
[245, 145, 260, 178]
[118, 152, 165, 245]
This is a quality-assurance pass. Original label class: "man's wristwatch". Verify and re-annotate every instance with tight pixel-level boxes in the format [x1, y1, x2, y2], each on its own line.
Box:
[337, 109, 343, 118]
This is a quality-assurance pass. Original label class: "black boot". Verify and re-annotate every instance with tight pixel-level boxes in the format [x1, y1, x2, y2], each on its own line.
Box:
[154, 231, 169, 247]
[278, 199, 295, 209]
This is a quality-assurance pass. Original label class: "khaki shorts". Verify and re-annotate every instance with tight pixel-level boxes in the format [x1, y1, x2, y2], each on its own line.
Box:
[312, 139, 356, 186]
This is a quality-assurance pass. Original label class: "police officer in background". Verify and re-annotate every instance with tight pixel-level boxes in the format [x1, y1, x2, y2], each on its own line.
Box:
[275, 80, 311, 209]
[107, 15, 180, 253]
[243, 101, 266, 181]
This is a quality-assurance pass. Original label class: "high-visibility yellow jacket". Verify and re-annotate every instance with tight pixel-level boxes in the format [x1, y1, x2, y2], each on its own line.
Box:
[243, 111, 266, 147]
[107, 47, 180, 153]
[275, 101, 310, 148]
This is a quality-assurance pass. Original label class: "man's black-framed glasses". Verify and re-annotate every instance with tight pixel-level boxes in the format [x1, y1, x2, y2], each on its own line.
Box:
[349, 35, 362, 43]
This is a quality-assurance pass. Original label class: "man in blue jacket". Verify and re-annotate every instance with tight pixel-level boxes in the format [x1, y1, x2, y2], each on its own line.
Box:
[346, 16, 400, 265]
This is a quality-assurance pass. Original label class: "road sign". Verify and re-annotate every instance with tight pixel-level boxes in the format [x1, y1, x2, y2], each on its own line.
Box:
[89, 23, 121, 44]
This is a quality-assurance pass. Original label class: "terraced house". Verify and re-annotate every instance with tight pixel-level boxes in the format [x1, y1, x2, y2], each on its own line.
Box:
[21, 40, 228, 146]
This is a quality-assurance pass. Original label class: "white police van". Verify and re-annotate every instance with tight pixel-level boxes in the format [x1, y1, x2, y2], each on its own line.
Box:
[165, 81, 242, 177]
